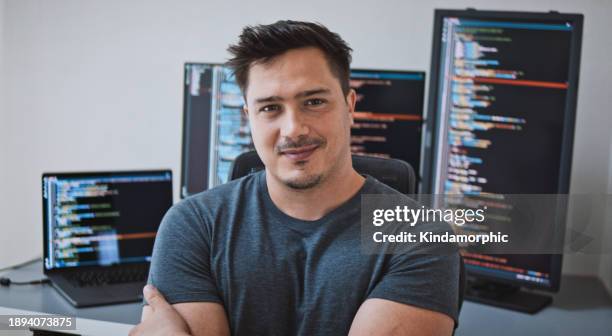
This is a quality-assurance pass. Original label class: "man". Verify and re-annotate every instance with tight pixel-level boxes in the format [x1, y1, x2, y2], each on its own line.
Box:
[130, 20, 459, 336]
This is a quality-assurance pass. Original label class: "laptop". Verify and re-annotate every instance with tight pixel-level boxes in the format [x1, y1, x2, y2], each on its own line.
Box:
[42, 170, 173, 307]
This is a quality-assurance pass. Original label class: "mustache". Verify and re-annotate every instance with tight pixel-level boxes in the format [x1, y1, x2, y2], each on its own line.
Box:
[276, 136, 326, 153]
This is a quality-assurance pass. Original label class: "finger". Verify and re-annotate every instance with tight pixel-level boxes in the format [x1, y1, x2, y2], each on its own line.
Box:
[143, 284, 170, 310]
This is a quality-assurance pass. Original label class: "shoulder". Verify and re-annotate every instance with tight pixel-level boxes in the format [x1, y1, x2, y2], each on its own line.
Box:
[156, 173, 261, 244]
[363, 175, 421, 208]
[184, 172, 260, 211]
[364, 174, 458, 249]
[364, 175, 402, 194]
[171, 172, 261, 227]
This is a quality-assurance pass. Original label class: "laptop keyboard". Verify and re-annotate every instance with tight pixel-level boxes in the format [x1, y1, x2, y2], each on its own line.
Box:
[67, 264, 149, 287]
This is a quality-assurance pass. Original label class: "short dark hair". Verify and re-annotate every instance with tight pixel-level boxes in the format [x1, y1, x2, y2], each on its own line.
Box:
[226, 20, 353, 98]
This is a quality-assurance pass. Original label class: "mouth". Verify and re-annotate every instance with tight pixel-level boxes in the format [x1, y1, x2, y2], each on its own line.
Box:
[280, 144, 319, 161]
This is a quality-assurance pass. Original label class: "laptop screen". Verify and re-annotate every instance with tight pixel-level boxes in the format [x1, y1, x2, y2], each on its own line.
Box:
[42, 170, 173, 270]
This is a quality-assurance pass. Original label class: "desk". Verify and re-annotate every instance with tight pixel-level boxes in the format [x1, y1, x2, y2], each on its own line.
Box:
[456, 276, 612, 335]
[1, 261, 611, 335]
[0, 262, 137, 335]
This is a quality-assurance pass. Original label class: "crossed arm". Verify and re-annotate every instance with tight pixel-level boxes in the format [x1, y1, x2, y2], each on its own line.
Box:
[129, 285, 454, 336]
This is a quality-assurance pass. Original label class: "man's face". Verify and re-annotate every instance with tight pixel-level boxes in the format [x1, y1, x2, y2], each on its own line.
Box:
[244, 47, 356, 190]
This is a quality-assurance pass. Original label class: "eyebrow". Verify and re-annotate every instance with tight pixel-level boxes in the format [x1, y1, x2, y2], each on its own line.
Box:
[254, 88, 332, 104]
[296, 88, 331, 99]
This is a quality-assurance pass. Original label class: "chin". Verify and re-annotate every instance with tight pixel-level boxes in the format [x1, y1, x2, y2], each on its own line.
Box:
[282, 172, 323, 190]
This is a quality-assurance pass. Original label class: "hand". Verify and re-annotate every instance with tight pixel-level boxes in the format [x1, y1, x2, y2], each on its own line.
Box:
[129, 284, 192, 336]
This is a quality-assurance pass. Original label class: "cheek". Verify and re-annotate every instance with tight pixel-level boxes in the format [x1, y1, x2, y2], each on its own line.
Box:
[250, 120, 278, 156]
[328, 114, 351, 147]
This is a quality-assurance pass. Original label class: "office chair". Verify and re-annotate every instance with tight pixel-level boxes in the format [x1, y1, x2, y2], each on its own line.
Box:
[228, 150, 465, 322]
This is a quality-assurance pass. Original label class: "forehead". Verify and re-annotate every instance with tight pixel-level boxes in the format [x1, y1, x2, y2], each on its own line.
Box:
[245, 47, 341, 102]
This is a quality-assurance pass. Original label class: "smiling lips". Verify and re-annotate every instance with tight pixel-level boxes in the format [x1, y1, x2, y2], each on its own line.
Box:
[280, 144, 319, 161]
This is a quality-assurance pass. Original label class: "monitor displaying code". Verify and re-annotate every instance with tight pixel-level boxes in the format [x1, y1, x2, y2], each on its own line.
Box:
[43, 171, 173, 269]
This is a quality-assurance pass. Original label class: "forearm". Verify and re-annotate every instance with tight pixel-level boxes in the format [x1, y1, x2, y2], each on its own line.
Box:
[349, 299, 453, 336]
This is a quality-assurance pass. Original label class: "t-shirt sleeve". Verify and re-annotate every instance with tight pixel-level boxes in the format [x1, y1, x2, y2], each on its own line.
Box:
[146, 199, 222, 305]
[367, 225, 461, 325]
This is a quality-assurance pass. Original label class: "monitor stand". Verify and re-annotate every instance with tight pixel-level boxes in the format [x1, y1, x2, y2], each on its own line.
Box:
[465, 279, 553, 314]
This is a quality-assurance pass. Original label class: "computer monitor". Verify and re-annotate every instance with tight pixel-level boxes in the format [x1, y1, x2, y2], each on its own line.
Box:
[423, 9, 583, 312]
[181, 64, 426, 197]
[349, 69, 425, 184]
[42, 170, 173, 270]
[181, 63, 252, 197]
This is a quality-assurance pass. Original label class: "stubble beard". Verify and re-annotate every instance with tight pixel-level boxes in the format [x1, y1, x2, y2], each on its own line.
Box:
[283, 170, 324, 190]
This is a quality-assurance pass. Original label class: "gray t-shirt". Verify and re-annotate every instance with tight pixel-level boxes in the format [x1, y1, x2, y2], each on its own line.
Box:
[148, 171, 459, 335]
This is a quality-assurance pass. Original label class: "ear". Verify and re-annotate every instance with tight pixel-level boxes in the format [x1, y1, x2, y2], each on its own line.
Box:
[242, 104, 249, 117]
[346, 89, 357, 125]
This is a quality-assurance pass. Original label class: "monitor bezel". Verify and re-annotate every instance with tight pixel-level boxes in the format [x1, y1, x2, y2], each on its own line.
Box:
[350, 68, 425, 77]
[180, 62, 225, 199]
[422, 9, 583, 292]
[42, 169, 173, 274]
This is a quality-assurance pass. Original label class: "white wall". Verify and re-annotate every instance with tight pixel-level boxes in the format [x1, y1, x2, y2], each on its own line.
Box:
[0, 0, 8, 265]
[601, 137, 612, 294]
[1, 0, 611, 286]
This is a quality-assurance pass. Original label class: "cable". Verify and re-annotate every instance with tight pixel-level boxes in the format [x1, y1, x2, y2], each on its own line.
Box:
[0, 277, 50, 287]
[0, 256, 42, 273]
[0, 257, 48, 287]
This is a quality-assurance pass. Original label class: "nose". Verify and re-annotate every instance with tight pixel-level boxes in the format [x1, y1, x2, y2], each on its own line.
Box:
[279, 106, 309, 139]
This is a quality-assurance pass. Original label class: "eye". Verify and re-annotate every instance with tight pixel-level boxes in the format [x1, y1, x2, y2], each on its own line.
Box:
[259, 104, 280, 113]
[305, 98, 326, 107]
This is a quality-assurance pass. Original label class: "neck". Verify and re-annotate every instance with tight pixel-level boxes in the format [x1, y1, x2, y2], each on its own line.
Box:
[266, 164, 365, 221]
